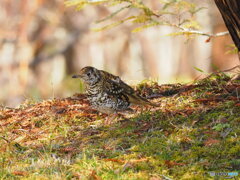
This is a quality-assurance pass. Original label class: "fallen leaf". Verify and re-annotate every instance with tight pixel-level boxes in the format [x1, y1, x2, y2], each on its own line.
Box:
[204, 138, 220, 146]
[130, 158, 148, 163]
[72, 172, 82, 179]
[60, 147, 76, 153]
[104, 158, 148, 164]
[203, 130, 219, 136]
[89, 170, 101, 180]
[104, 158, 125, 163]
[12, 171, 28, 176]
[164, 160, 185, 168]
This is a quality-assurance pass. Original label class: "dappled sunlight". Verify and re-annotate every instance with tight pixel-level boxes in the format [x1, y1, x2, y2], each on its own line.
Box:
[0, 0, 239, 179]
[0, 73, 239, 179]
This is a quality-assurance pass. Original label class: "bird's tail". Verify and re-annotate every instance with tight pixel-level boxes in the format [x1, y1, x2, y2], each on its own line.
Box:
[128, 93, 159, 107]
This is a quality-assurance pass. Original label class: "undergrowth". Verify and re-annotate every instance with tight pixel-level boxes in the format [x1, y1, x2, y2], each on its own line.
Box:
[0, 72, 239, 179]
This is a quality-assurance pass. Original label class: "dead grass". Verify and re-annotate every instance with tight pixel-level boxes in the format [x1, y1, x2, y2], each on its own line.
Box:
[0, 72, 239, 179]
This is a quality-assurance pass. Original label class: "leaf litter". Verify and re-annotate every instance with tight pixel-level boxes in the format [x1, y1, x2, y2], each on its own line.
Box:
[0, 70, 239, 179]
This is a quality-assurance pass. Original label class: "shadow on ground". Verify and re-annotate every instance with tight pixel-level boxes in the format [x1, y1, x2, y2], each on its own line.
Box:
[0, 72, 240, 179]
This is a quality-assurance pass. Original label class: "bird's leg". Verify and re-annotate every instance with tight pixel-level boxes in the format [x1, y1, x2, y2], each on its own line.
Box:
[104, 113, 118, 125]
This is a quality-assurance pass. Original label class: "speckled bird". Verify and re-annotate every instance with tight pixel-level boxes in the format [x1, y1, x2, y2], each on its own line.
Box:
[72, 66, 158, 123]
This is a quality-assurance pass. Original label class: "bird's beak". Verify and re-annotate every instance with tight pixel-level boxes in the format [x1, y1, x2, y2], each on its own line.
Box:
[72, 74, 82, 78]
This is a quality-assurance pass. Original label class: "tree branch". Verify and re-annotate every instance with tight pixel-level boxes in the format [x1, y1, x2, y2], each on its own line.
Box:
[178, 27, 229, 38]
[163, 22, 229, 38]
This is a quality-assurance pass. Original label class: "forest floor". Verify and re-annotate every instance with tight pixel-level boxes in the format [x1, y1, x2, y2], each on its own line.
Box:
[0, 71, 240, 179]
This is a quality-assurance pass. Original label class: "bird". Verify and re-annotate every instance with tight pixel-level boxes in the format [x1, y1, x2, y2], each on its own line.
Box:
[72, 66, 158, 124]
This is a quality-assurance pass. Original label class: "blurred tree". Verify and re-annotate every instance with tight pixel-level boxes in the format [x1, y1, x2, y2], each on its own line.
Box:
[66, 0, 239, 60]
[0, 0, 238, 106]
[66, 1, 225, 35]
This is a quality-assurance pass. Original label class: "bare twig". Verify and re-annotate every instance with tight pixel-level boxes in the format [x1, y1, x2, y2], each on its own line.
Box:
[180, 28, 229, 37]
[96, 5, 131, 23]
[169, 23, 229, 37]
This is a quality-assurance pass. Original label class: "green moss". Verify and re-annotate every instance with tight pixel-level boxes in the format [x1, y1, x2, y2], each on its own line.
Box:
[0, 73, 239, 179]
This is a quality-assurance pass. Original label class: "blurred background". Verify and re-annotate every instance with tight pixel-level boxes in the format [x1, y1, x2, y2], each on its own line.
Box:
[0, 0, 239, 107]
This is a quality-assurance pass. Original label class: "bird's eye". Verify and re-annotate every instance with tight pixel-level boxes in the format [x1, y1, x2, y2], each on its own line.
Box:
[87, 72, 91, 76]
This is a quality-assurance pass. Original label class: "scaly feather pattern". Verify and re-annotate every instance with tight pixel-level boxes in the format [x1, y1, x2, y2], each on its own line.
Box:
[72, 66, 159, 115]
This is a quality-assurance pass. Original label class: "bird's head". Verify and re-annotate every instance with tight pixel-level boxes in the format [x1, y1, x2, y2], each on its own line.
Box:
[72, 66, 101, 85]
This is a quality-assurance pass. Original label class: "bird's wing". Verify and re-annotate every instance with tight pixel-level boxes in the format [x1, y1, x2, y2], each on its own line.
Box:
[100, 70, 159, 107]
[100, 70, 135, 95]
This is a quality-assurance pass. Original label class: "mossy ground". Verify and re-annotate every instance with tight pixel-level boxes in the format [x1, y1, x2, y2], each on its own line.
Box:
[0, 72, 239, 179]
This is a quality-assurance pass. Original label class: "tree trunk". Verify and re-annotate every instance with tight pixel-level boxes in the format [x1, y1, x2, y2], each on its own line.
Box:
[214, 0, 240, 60]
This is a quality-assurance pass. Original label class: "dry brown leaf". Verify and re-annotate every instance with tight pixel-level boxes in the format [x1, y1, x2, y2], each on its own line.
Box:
[164, 160, 185, 168]
[203, 131, 218, 137]
[89, 170, 102, 180]
[104, 158, 148, 164]
[104, 158, 125, 164]
[12, 171, 28, 176]
[204, 138, 220, 146]
[130, 158, 148, 163]
[60, 147, 76, 153]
